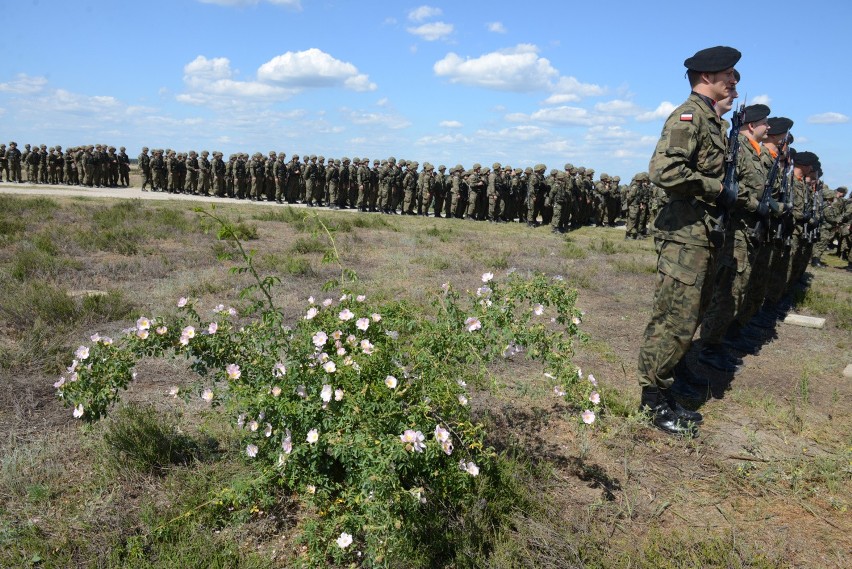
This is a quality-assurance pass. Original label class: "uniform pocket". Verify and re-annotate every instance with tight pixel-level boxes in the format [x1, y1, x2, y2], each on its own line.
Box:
[657, 241, 698, 285]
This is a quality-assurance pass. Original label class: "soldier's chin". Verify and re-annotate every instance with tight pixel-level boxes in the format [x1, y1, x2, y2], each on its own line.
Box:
[727, 88, 739, 99]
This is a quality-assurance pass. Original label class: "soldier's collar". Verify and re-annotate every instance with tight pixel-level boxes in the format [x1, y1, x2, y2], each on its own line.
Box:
[690, 91, 716, 112]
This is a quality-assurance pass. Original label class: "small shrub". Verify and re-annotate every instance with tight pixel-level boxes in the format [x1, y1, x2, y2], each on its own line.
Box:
[9, 244, 65, 281]
[289, 237, 327, 254]
[103, 404, 200, 475]
[562, 240, 588, 260]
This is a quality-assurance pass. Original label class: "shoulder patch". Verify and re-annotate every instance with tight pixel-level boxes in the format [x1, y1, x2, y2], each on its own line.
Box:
[669, 126, 691, 150]
[680, 113, 693, 121]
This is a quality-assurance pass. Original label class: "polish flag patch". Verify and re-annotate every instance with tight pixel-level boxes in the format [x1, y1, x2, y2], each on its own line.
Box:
[680, 113, 693, 121]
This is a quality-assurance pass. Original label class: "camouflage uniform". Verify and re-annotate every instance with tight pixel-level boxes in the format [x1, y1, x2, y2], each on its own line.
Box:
[199, 151, 212, 195]
[138, 148, 152, 191]
[637, 91, 728, 390]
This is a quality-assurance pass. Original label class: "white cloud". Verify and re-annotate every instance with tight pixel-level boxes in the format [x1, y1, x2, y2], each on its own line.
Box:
[751, 94, 771, 106]
[434, 44, 558, 92]
[408, 5, 442, 22]
[552, 76, 605, 99]
[377, 97, 389, 107]
[181, 56, 294, 104]
[0, 73, 48, 94]
[258, 48, 376, 91]
[636, 101, 676, 122]
[808, 112, 849, 124]
[439, 120, 463, 128]
[594, 99, 642, 116]
[508, 105, 619, 127]
[486, 21, 507, 33]
[340, 108, 412, 130]
[198, 0, 302, 9]
[542, 93, 581, 105]
[407, 22, 454, 41]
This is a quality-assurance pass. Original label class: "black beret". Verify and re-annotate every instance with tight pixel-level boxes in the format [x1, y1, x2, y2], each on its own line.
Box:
[835, 186, 847, 193]
[743, 104, 771, 123]
[794, 151, 819, 167]
[767, 116, 794, 134]
[684, 46, 741, 72]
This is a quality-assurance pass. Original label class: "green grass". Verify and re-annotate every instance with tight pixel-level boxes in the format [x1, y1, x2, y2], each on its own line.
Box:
[289, 236, 327, 255]
[562, 239, 588, 260]
[793, 287, 852, 330]
[612, 255, 657, 274]
[103, 405, 206, 475]
[259, 253, 314, 276]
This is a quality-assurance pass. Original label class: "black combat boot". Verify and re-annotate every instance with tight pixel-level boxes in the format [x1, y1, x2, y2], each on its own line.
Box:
[698, 343, 741, 372]
[640, 387, 699, 436]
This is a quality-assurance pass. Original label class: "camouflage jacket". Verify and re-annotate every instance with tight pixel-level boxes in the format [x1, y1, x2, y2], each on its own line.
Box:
[649, 92, 727, 247]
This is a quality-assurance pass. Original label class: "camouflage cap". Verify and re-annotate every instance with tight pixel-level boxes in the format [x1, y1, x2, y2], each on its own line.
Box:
[318, 156, 325, 162]
[613, 176, 620, 182]
[577, 166, 586, 174]
[564, 163, 574, 170]
[492, 162, 501, 170]
[292, 154, 299, 159]
[550, 169, 558, 176]
[398, 159, 406, 166]
[600, 173, 610, 180]
[524, 167, 533, 174]
[310, 154, 317, 161]
[454, 164, 463, 173]
[586, 168, 595, 175]
[409, 161, 419, 168]
[373, 159, 379, 165]
[352, 156, 360, 163]
[269, 151, 277, 157]
[25, 144, 30, 148]
[201, 150, 209, 155]
[472, 163, 481, 170]
[334, 159, 341, 165]
[514, 168, 522, 174]
[438, 164, 446, 170]
[342, 156, 350, 163]
[119, 146, 125, 151]
[534, 163, 546, 173]
[388, 156, 396, 164]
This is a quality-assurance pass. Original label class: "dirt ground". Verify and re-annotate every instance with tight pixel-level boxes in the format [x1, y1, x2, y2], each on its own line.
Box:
[1, 179, 849, 567]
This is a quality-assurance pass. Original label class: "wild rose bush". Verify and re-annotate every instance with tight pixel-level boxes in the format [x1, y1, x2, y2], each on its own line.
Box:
[56, 216, 594, 567]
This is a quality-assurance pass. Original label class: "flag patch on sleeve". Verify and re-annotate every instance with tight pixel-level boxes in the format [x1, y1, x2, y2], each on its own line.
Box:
[680, 113, 693, 121]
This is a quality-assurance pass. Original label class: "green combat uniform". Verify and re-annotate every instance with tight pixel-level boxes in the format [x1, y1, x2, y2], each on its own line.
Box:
[636, 45, 741, 435]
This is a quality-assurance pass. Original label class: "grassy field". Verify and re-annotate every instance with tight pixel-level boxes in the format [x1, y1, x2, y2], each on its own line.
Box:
[0, 192, 849, 568]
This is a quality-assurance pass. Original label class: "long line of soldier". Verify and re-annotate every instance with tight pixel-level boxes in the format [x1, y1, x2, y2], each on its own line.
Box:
[0, 143, 131, 188]
[1, 142, 849, 269]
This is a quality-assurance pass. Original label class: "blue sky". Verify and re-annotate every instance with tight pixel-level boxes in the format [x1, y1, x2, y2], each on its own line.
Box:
[2, 0, 849, 186]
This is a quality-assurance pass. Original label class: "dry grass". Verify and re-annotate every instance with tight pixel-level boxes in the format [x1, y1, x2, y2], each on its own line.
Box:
[0, 194, 849, 568]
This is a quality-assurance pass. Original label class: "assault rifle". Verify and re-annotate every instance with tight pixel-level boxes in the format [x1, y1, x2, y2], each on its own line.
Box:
[752, 132, 790, 242]
[773, 154, 794, 246]
[710, 102, 746, 247]
[808, 179, 825, 243]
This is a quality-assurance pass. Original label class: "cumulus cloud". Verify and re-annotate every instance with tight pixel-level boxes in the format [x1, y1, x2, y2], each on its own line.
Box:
[808, 112, 849, 124]
[486, 21, 507, 33]
[439, 120, 463, 128]
[198, 0, 302, 9]
[182, 56, 294, 104]
[542, 93, 580, 105]
[434, 44, 558, 92]
[407, 22, 454, 41]
[408, 5, 442, 22]
[258, 48, 376, 91]
[594, 99, 642, 116]
[636, 101, 676, 122]
[435, 45, 604, 99]
[507, 105, 619, 127]
[551, 76, 605, 99]
[340, 108, 412, 130]
[751, 94, 771, 106]
[0, 73, 48, 95]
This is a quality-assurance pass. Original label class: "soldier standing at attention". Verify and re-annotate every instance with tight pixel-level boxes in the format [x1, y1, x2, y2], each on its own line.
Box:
[637, 46, 741, 435]
[118, 147, 130, 187]
[7, 142, 22, 182]
[138, 147, 152, 191]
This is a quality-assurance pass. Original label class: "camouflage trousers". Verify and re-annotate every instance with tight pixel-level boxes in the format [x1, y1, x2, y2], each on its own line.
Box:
[467, 190, 484, 219]
[327, 181, 340, 206]
[811, 227, 836, 260]
[736, 239, 772, 327]
[140, 168, 152, 190]
[377, 182, 391, 211]
[764, 241, 791, 306]
[638, 239, 717, 388]
[488, 190, 505, 220]
[187, 172, 199, 194]
[551, 200, 568, 230]
[700, 229, 756, 345]
[403, 188, 417, 214]
[788, 231, 813, 289]
[451, 191, 467, 218]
